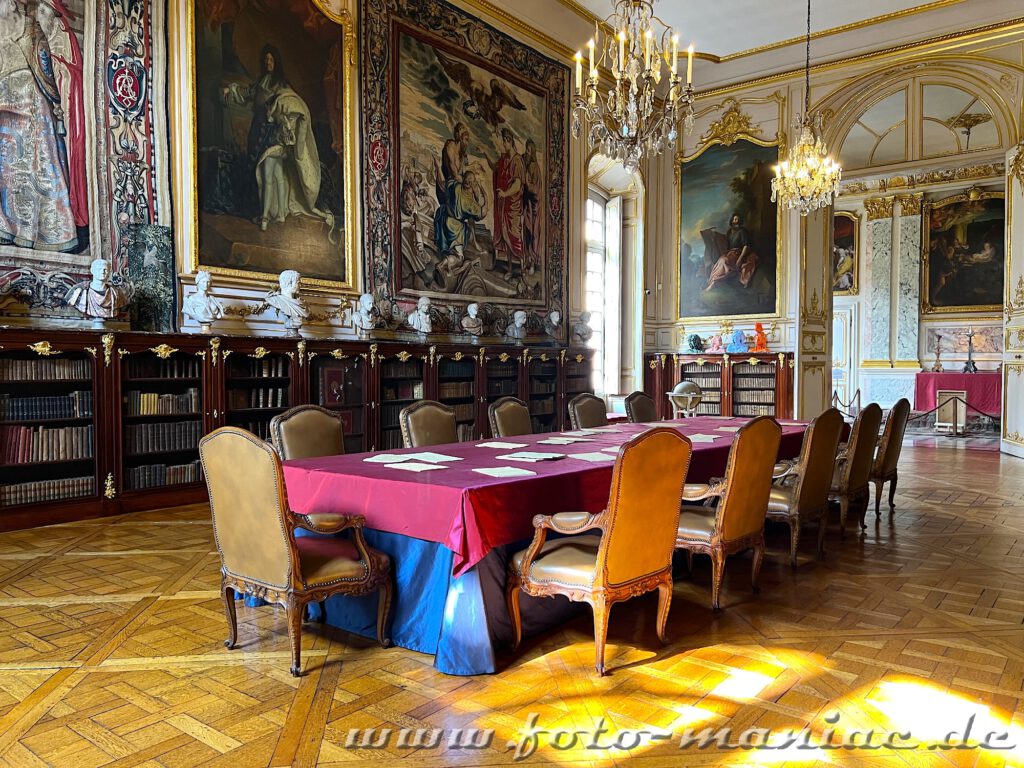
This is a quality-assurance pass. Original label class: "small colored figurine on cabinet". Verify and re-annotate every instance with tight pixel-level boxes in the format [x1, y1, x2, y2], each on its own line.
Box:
[706, 333, 723, 353]
[687, 333, 705, 353]
[751, 322, 769, 353]
[726, 329, 749, 353]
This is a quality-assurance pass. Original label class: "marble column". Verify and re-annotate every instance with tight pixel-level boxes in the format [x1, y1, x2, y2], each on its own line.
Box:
[894, 193, 923, 365]
[865, 196, 895, 364]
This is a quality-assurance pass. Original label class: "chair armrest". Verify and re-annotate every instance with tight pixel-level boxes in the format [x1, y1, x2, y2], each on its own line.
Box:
[773, 458, 800, 480]
[293, 513, 365, 535]
[533, 510, 605, 535]
[682, 481, 725, 502]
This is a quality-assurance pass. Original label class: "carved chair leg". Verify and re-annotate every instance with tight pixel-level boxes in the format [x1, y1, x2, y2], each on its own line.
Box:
[506, 571, 523, 650]
[859, 495, 869, 530]
[655, 578, 672, 644]
[710, 550, 726, 611]
[591, 595, 611, 676]
[789, 519, 800, 569]
[686, 550, 694, 574]
[376, 579, 393, 648]
[873, 479, 883, 518]
[286, 599, 303, 677]
[817, 514, 827, 558]
[317, 600, 327, 624]
[888, 472, 898, 516]
[221, 583, 238, 650]
[751, 541, 764, 594]
[838, 496, 849, 539]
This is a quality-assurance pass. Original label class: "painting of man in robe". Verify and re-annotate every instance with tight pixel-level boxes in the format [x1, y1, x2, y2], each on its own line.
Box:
[0, 0, 89, 256]
[923, 193, 1004, 313]
[678, 140, 778, 320]
[832, 212, 858, 295]
[193, 0, 346, 283]
[396, 31, 547, 303]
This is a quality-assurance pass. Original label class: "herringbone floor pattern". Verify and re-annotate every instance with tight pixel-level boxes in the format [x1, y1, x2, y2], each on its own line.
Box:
[1, 446, 1023, 766]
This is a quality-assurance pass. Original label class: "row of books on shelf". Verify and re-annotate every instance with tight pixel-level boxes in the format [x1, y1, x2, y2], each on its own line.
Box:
[531, 365, 556, 378]
[379, 428, 403, 450]
[1, 357, 91, 381]
[487, 361, 518, 377]
[1, 424, 94, 465]
[487, 379, 519, 397]
[529, 399, 554, 416]
[124, 389, 200, 416]
[733, 377, 777, 389]
[231, 358, 289, 378]
[125, 421, 202, 456]
[126, 357, 201, 380]
[529, 380, 555, 394]
[733, 404, 776, 417]
[451, 403, 475, 421]
[234, 420, 272, 440]
[0, 391, 93, 421]
[2, 476, 93, 507]
[228, 388, 288, 410]
[530, 417, 554, 433]
[680, 377, 722, 389]
[456, 423, 474, 442]
[733, 389, 776, 404]
[438, 381, 473, 398]
[693, 404, 722, 415]
[733, 364, 776, 375]
[382, 381, 424, 401]
[380, 359, 421, 378]
[126, 461, 202, 490]
[438, 360, 474, 378]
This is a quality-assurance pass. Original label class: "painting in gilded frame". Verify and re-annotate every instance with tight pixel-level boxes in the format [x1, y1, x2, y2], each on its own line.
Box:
[180, 0, 359, 290]
[922, 189, 1004, 314]
[832, 211, 858, 296]
[677, 138, 780, 321]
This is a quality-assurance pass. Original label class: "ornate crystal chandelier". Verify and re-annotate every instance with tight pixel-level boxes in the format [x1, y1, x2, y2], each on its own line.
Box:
[771, 0, 841, 216]
[571, 0, 695, 174]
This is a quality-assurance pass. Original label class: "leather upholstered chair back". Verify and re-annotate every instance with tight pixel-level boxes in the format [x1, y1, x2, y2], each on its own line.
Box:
[624, 391, 658, 423]
[399, 400, 457, 447]
[874, 398, 910, 477]
[488, 397, 532, 438]
[199, 427, 294, 590]
[840, 403, 883, 492]
[568, 393, 608, 429]
[598, 428, 692, 587]
[716, 416, 782, 542]
[792, 408, 845, 513]
[270, 404, 344, 461]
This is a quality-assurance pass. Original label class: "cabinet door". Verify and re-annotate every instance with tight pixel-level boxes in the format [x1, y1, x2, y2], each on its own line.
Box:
[310, 347, 368, 453]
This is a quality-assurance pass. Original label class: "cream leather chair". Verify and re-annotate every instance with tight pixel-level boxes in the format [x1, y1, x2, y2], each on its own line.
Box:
[199, 427, 392, 676]
[488, 397, 532, 438]
[675, 416, 782, 609]
[270, 404, 344, 460]
[871, 398, 910, 518]
[507, 427, 693, 675]
[624, 391, 658, 423]
[830, 403, 883, 536]
[568, 393, 608, 429]
[399, 400, 457, 447]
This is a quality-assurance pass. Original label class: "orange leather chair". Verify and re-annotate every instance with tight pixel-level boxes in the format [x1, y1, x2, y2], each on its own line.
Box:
[488, 397, 532, 438]
[199, 427, 392, 676]
[507, 427, 693, 675]
[830, 403, 883, 535]
[568, 393, 608, 429]
[624, 391, 658, 423]
[399, 400, 457, 447]
[270, 404, 344, 460]
[871, 398, 910, 518]
[675, 416, 782, 609]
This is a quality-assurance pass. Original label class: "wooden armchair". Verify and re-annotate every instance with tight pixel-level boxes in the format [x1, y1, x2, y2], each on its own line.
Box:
[624, 391, 658, 423]
[399, 400, 457, 447]
[675, 416, 782, 609]
[488, 397, 532, 438]
[871, 397, 910, 518]
[830, 403, 883, 536]
[507, 427, 693, 675]
[767, 408, 844, 567]
[199, 427, 392, 676]
[270, 404, 344, 460]
[568, 393, 608, 429]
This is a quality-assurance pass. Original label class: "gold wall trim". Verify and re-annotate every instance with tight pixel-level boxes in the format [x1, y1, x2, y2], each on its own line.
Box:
[841, 162, 1005, 196]
[864, 197, 895, 220]
[896, 193, 924, 216]
[893, 360, 923, 368]
[861, 360, 895, 368]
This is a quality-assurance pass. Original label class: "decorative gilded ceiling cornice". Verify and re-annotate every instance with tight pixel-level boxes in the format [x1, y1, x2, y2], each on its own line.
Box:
[840, 161, 1005, 196]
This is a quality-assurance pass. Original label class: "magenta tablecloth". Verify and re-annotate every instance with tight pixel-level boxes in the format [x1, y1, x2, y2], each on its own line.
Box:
[283, 417, 808, 577]
[913, 372, 1002, 415]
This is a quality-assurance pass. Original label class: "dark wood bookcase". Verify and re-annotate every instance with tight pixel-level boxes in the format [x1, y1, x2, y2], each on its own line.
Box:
[0, 329, 593, 531]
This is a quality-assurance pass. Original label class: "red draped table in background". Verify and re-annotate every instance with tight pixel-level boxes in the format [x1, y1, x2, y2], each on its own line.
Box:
[913, 372, 1002, 416]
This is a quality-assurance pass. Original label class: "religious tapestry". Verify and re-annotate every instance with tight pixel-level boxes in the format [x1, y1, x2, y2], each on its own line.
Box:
[832, 211, 858, 295]
[677, 139, 779, 321]
[190, 0, 355, 287]
[922, 190, 1004, 314]
[362, 0, 569, 336]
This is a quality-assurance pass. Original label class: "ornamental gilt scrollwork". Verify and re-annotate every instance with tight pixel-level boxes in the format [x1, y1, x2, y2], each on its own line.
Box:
[28, 341, 60, 356]
[1008, 276, 1024, 320]
[801, 290, 828, 325]
[297, 341, 307, 367]
[396, 351, 412, 363]
[329, 349, 349, 360]
[149, 344, 178, 359]
[249, 347, 270, 359]
[101, 333, 114, 366]
[864, 197, 894, 220]
[700, 100, 760, 147]
[1009, 140, 1024, 191]
[104, 473, 116, 499]
[210, 337, 221, 367]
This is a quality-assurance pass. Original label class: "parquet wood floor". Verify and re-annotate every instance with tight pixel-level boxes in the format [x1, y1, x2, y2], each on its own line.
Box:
[1, 445, 1023, 767]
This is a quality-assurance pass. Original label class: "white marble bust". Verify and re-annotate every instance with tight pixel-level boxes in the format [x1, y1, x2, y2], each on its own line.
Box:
[461, 302, 484, 337]
[66, 258, 130, 327]
[543, 309, 562, 337]
[181, 270, 225, 333]
[505, 310, 528, 341]
[353, 293, 377, 333]
[407, 296, 432, 334]
[572, 311, 593, 345]
[265, 270, 309, 335]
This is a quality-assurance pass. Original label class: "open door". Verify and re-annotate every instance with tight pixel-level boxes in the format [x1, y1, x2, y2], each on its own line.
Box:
[1003, 146, 1024, 457]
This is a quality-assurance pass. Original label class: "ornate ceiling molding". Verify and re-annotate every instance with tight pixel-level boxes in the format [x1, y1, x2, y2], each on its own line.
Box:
[841, 161, 1005, 197]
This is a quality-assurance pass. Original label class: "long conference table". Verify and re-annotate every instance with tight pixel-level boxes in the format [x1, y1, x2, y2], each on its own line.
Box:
[282, 416, 808, 675]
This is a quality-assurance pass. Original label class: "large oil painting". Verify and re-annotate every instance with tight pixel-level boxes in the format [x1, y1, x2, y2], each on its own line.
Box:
[832, 211, 858, 295]
[677, 139, 779, 321]
[923, 190, 1004, 314]
[362, 0, 569, 334]
[191, 0, 354, 287]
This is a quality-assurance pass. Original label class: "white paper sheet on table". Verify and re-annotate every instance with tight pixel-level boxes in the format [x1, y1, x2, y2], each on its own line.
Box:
[586, 426, 622, 432]
[497, 451, 566, 462]
[560, 429, 605, 437]
[404, 451, 463, 463]
[688, 433, 723, 443]
[473, 466, 537, 478]
[570, 452, 617, 462]
[715, 426, 742, 432]
[385, 462, 448, 472]
[538, 437, 593, 445]
[476, 441, 529, 449]
[600, 446, 622, 454]
[363, 454, 413, 464]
